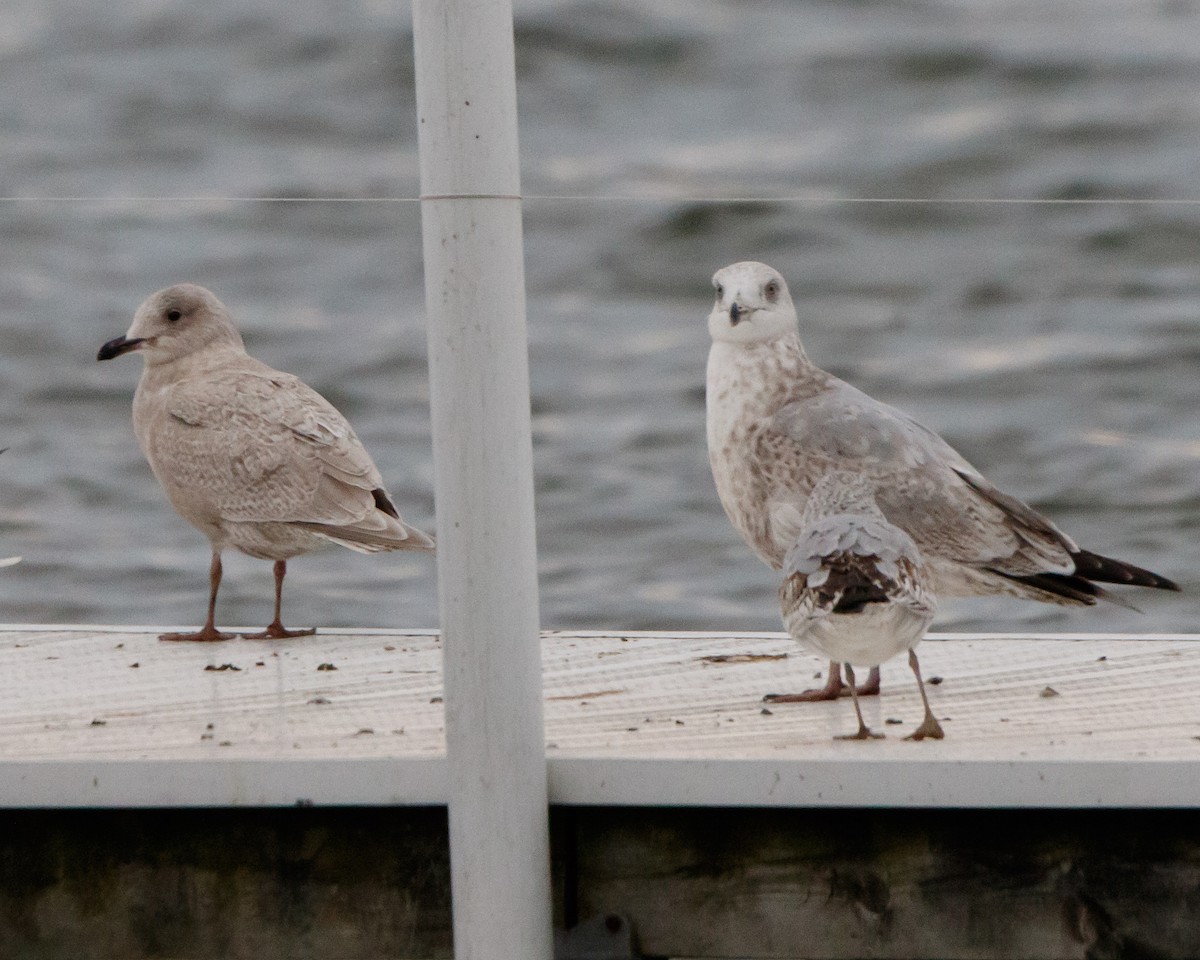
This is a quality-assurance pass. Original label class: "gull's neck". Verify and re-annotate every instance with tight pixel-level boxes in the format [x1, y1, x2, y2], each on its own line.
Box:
[138, 339, 251, 385]
[707, 331, 818, 428]
[706, 331, 823, 567]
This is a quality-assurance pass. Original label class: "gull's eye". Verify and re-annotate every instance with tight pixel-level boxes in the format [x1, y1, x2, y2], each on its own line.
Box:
[166, 309, 182, 323]
[764, 281, 779, 302]
[714, 283, 724, 298]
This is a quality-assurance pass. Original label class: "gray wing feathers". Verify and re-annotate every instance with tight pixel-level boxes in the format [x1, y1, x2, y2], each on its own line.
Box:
[767, 380, 1074, 577]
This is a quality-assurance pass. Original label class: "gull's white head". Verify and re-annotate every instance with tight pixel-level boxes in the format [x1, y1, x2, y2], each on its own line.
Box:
[708, 261, 798, 345]
[97, 284, 246, 366]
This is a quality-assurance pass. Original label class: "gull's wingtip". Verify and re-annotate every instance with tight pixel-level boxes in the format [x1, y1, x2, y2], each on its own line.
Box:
[1071, 549, 1180, 593]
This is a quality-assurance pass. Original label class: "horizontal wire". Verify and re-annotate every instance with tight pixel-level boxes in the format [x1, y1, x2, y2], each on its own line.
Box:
[0, 196, 421, 204]
[0, 194, 1199, 205]
[540, 195, 1198, 205]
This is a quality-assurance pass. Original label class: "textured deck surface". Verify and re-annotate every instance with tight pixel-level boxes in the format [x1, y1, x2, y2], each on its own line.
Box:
[1, 625, 1198, 807]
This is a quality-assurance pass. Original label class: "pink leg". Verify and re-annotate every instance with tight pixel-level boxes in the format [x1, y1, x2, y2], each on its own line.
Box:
[835, 664, 884, 741]
[855, 665, 882, 697]
[763, 660, 844, 703]
[764, 662, 883, 703]
[160, 552, 235, 643]
[243, 560, 317, 640]
[903, 649, 945, 741]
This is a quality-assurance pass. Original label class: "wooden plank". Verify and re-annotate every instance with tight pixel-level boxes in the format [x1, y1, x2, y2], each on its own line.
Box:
[0, 805, 1193, 959]
[0, 627, 1199, 808]
[0, 626, 1195, 957]
[0, 807, 454, 960]
[566, 806, 1200, 959]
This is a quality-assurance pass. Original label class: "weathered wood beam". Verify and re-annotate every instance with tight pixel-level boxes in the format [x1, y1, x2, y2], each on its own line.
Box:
[0, 806, 1194, 959]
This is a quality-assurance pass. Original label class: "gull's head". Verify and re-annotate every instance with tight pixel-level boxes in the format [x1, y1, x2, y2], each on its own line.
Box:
[97, 284, 245, 366]
[708, 261, 798, 346]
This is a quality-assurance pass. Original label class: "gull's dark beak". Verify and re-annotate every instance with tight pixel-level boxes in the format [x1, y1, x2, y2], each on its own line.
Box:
[97, 335, 145, 362]
[729, 302, 745, 325]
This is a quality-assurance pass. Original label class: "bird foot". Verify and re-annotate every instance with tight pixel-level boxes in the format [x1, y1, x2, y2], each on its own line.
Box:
[242, 623, 317, 640]
[763, 683, 880, 703]
[904, 716, 946, 741]
[836, 724, 885, 741]
[159, 627, 235, 643]
[764, 688, 840, 703]
[764, 669, 844, 702]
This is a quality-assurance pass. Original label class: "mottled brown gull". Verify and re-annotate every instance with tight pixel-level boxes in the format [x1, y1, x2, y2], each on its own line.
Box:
[98, 284, 435, 642]
[706, 260, 1178, 700]
[776, 471, 941, 741]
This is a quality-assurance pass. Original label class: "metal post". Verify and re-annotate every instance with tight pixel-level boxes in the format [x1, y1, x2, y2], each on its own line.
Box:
[412, 2, 553, 959]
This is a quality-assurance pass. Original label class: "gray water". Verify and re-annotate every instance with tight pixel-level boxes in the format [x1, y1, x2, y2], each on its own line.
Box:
[1, 0, 1198, 634]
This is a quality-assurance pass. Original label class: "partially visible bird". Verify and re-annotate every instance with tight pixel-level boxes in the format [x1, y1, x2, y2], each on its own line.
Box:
[98, 284, 434, 642]
[776, 471, 940, 740]
[706, 260, 1178, 701]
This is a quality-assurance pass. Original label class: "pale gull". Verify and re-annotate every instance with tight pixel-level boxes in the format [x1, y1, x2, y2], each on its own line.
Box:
[776, 471, 941, 740]
[98, 284, 435, 642]
[706, 260, 1178, 700]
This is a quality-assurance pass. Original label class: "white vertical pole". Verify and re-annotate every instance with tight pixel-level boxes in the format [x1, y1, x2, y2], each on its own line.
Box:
[412, 2, 553, 960]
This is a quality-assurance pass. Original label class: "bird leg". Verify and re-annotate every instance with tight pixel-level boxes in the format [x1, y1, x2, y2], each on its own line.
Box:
[764, 661, 882, 703]
[160, 552, 235, 642]
[903, 649, 945, 741]
[854, 665, 881, 697]
[835, 664, 884, 740]
[243, 560, 317, 640]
